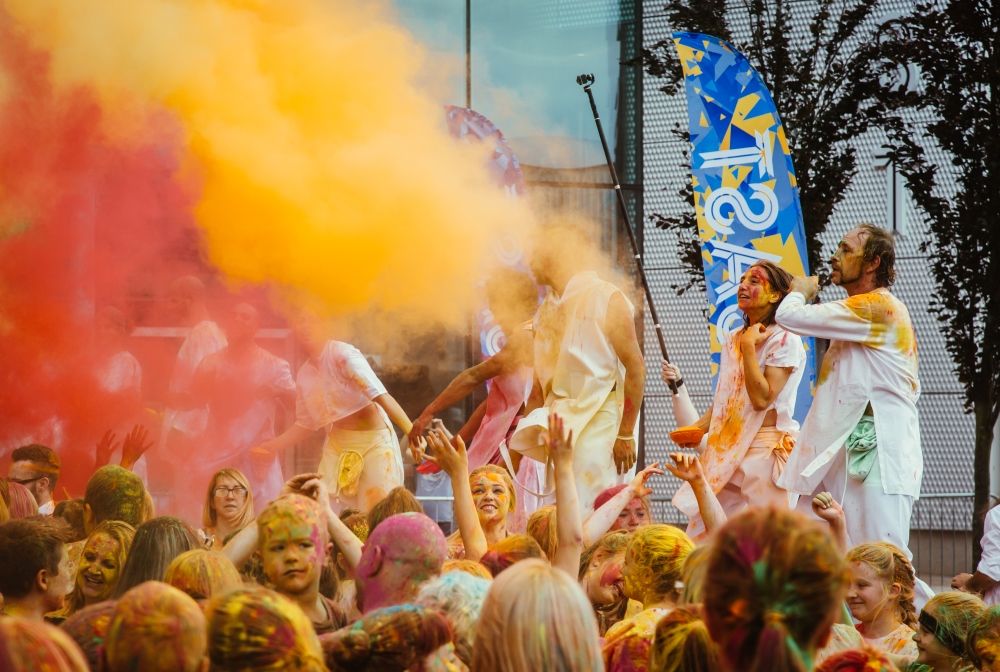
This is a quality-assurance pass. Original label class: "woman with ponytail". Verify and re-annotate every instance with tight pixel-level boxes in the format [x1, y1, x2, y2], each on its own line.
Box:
[704, 507, 849, 672]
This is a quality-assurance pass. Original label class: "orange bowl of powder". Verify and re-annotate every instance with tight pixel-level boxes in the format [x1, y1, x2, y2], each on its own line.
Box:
[669, 426, 705, 446]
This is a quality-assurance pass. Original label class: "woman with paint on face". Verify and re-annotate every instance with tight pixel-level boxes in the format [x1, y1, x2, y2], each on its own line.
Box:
[200, 468, 255, 551]
[62, 520, 135, 616]
[578, 529, 631, 635]
[670, 261, 806, 540]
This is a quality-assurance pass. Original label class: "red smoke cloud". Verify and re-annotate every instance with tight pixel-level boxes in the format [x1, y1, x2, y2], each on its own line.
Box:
[0, 16, 202, 495]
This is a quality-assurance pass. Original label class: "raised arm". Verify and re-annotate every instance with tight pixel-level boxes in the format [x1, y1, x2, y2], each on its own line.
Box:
[411, 357, 505, 438]
[582, 462, 664, 545]
[661, 361, 699, 426]
[549, 413, 584, 577]
[607, 293, 644, 475]
[295, 474, 364, 570]
[666, 453, 726, 534]
[811, 491, 851, 552]
[776, 278, 890, 344]
[426, 428, 488, 561]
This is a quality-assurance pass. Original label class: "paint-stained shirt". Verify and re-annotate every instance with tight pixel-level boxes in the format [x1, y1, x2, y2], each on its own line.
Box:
[672, 324, 804, 518]
[776, 289, 922, 497]
[313, 595, 348, 636]
[294, 341, 386, 431]
[602, 607, 671, 672]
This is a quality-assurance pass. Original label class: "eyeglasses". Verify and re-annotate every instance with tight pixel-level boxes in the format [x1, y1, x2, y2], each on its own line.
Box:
[8, 476, 44, 485]
[213, 485, 248, 497]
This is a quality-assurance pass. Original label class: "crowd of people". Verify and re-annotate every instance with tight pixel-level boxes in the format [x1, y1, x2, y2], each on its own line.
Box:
[1, 223, 998, 671]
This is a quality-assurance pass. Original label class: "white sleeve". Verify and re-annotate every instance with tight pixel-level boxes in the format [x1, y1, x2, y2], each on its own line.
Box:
[335, 347, 387, 400]
[978, 507, 1000, 581]
[776, 292, 883, 344]
[764, 331, 806, 370]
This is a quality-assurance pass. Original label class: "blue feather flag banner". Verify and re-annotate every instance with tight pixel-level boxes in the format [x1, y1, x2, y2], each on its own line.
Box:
[672, 31, 815, 420]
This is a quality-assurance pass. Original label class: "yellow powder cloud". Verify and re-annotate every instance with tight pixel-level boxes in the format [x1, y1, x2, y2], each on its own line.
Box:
[3, 0, 535, 327]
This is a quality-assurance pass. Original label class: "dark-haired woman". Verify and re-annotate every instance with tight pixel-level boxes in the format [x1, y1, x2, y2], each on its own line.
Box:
[671, 261, 806, 539]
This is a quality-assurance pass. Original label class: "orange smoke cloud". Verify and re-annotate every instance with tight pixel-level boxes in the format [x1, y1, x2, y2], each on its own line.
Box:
[2, 0, 535, 326]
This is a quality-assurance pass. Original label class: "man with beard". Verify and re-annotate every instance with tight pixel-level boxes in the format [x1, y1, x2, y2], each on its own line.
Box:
[776, 224, 922, 564]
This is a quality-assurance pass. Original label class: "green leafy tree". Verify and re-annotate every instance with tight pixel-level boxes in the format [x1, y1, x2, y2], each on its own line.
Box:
[876, 0, 1000, 560]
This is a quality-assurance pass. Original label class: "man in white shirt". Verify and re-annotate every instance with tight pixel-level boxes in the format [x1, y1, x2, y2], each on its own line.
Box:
[510, 229, 645, 512]
[776, 224, 922, 557]
[8, 444, 60, 515]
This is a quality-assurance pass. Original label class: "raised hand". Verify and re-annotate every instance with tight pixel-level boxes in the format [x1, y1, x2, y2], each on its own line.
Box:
[425, 427, 468, 477]
[410, 412, 434, 442]
[281, 472, 324, 497]
[546, 413, 573, 468]
[660, 361, 683, 385]
[408, 434, 427, 465]
[738, 323, 769, 350]
[811, 491, 845, 526]
[628, 462, 665, 498]
[664, 452, 705, 484]
[120, 424, 153, 469]
[95, 429, 118, 467]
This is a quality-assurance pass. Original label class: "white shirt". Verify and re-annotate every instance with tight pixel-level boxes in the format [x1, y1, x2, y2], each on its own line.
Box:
[294, 341, 386, 431]
[775, 288, 922, 497]
[674, 325, 805, 514]
[37, 500, 55, 516]
[979, 506, 1000, 605]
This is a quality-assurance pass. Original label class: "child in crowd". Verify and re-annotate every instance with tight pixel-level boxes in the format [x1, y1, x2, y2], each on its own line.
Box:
[819, 542, 919, 662]
[104, 581, 207, 672]
[206, 585, 326, 671]
[164, 548, 244, 601]
[968, 606, 1000, 672]
[901, 591, 985, 672]
[704, 507, 849, 672]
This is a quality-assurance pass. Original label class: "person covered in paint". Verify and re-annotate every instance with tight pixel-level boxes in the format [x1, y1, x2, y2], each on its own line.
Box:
[0, 517, 74, 620]
[0, 618, 89, 671]
[164, 549, 243, 602]
[185, 302, 297, 506]
[472, 557, 602, 672]
[412, 268, 544, 531]
[200, 468, 256, 551]
[509, 223, 645, 514]
[669, 260, 806, 540]
[777, 225, 923, 566]
[967, 606, 1000, 672]
[367, 485, 423, 533]
[355, 511, 449, 614]
[104, 581, 207, 672]
[897, 591, 985, 672]
[8, 442, 60, 515]
[416, 571, 491, 666]
[61, 600, 117, 671]
[205, 585, 326, 672]
[254, 314, 416, 513]
[704, 507, 849, 672]
[648, 605, 722, 672]
[478, 533, 546, 577]
[62, 520, 135, 616]
[578, 529, 632, 636]
[321, 604, 460, 672]
[817, 542, 919, 663]
[112, 516, 199, 597]
[602, 524, 695, 672]
[82, 464, 148, 532]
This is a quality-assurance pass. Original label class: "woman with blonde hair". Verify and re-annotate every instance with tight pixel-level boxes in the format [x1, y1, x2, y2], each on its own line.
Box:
[164, 549, 243, 601]
[649, 606, 721, 672]
[472, 558, 601, 671]
[63, 520, 135, 616]
[602, 524, 695, 671]
[200, 468, 254, 551]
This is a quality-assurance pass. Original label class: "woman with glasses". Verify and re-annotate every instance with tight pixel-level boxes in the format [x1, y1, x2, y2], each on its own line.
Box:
[200, 469, 255, 551]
